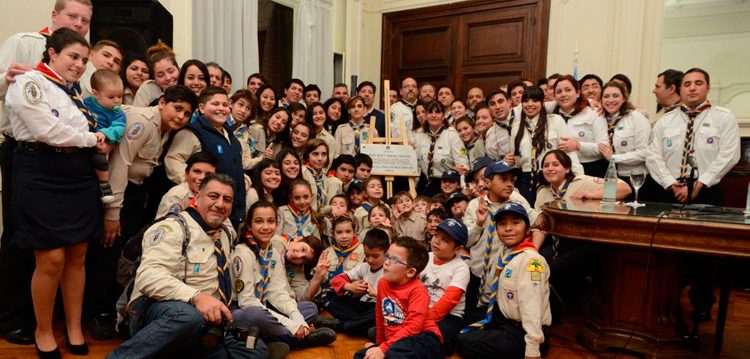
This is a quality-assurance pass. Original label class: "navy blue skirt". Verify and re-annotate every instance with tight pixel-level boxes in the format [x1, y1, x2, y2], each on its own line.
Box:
[12, 149, 103, 250]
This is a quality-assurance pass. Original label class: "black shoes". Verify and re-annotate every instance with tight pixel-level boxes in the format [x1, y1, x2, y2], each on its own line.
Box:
[2, 326, 34, 345]
[65, 333, 89, 356]
[311, 315, 341, 330]
[267, 341, 291, 359]
[35, 343, 61, 359]
[299, 327, 336, 348]
[87, 312, 115, 340]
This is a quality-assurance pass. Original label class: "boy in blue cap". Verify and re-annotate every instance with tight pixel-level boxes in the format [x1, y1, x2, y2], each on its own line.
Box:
[462, 160, 544, 314]
[420, 218, 471, 354]
[457, 202, 551, 359]
[440, 169, 461, 196]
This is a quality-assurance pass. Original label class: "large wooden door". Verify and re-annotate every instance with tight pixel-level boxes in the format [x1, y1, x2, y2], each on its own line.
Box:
[381, 0, 550, 99]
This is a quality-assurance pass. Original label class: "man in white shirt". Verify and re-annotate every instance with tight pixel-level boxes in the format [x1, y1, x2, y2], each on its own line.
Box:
[651, 69, 683, 124]
[0, 0, 93, 345]
[390, 77, 418, 139]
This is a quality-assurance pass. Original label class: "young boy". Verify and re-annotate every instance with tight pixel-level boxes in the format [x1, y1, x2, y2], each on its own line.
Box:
[354, 237, 443, 359]
[421, 218, 470, 355]
[444, 192, 469, 220]
[393, 191, 426, 241]
[328, 229, 389, 335]
[84, 69, 126, 203]
[354, 153, 373, 181]
[347, 179, 366, 209]
[325, 154, 356, 200]
[414, 195, 430, 215]
[462, 160, 540, 313]
[440, 170, 461, 196]
[155, 151, 218, 217]
[456, 203, 551, 359]
[425, 208, 448, 245]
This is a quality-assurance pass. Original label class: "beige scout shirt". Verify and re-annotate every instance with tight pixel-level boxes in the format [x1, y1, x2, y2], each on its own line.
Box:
[106, 106, 169, 220]
[534, 175, 603, 211]
[495, 249, 551, 357]
[231, 241, 308, 335]
[131, 211, 236, 306]
[395, 211, 426, 241]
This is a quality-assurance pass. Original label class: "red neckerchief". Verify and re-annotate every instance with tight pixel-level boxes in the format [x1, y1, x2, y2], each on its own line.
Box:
[511, 236, 537, 252]
[39, 27, 52, 37]
[36, 62, 96, 129]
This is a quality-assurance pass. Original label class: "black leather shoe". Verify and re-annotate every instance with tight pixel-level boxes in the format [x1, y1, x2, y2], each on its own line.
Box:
[35, 343, 61, 359]
[311, 315, 341, 330]
[2, 326, 34, 345]
[299, 327, 336, 348]
[65, 334, 89, 355]
[87, 312, 115, 340]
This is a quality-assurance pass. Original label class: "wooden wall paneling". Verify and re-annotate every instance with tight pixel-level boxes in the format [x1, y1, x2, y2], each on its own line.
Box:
[382, 0, 550, 99]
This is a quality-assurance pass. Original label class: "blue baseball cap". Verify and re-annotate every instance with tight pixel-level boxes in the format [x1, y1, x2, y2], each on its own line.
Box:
[436, 218, 468, 247]
[484, 160, 521, 178]
[466, 156, 494, 181]
[441, 170, 460, 182]
[492, 202, 530, 227]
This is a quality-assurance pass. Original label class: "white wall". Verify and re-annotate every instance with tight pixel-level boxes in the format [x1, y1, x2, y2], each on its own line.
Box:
[660, 0, 750, 133]
[0, 1, 56, 42]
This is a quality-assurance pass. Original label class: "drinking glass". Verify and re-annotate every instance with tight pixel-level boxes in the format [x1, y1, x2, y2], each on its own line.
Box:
[627, 172, 646, 208]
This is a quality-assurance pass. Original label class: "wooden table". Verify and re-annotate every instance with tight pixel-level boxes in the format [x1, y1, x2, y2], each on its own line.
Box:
[542, 200, 750, 358]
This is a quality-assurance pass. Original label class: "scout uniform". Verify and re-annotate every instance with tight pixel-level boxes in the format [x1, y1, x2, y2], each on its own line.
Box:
[316, 128, 338, 166]
[334, 120, 373, 156]
[607, 110, 651, 177]
[276, 204, 320, 239]
[106, 105, 170, 223]
[131, 209, 236, 307]
[534, 175, 604, 210]
[389, 99, 416, 140]
[646, 102, 740, 197]
[155, 181, 193, 218]
[415, 126, 468, 181]
[458, 203, 552, 359]
[131, 80, 162, 107]
[561, 106, 609, 170]
[395, 211, 427, 241]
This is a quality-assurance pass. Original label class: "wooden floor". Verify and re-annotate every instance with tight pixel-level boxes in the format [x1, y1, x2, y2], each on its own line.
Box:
[2, 289, 749, 359]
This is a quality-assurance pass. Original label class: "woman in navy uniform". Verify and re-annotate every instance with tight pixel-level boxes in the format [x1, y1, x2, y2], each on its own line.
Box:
[5, 28, 103, 357]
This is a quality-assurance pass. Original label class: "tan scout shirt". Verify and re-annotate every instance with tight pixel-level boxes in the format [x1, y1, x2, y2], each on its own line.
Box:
[231, 241, 307, 334]
[534, 175, 603, 211]
[395, 211, 426, 241]
[155, 182, 193, 218]
[495, 249, 551, 357]
[106, 106, 169, 220]
[131, 212, 236, 306]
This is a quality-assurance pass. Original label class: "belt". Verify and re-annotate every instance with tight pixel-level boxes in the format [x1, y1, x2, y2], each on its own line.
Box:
[17, 141, 86, 154]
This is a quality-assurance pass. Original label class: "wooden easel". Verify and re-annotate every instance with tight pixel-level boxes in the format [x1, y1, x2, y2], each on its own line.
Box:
[367, 80, 418, 198]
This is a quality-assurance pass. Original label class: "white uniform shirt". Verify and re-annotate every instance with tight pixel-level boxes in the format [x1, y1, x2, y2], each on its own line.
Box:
[646, 104, 740, 189]
[0, 31, 46, 136]
[484, 122, 512, 161]
[608, 110, 651, 176]
[389, 100, 416, 140]
[564, 106, 608, 164]
[509, 114, 584, 175]
[420, 253, 470, 318]
[5, 69, 97, 147]
[414, 126, 468, 178]
[79, 61, 96, 99]
[343, 261, 384, 302]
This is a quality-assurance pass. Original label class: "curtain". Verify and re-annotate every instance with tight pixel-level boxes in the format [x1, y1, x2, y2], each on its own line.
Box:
[192, 0, 259, 93]
[291, 0, 333, 99]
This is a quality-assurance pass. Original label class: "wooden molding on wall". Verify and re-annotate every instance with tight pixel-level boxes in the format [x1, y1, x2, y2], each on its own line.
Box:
[381, 0, 550, 98]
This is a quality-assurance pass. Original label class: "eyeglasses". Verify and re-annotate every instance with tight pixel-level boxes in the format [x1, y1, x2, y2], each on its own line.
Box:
[384, 253, 410, 268]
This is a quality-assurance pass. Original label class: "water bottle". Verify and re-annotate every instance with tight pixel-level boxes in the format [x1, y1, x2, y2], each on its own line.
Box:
[602, 158, 617, 204]
[744, 181, 750, 216]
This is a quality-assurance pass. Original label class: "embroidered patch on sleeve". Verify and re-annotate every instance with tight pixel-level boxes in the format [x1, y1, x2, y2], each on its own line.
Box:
[23, 81, 43, 104]
[126, 122, 145, 140]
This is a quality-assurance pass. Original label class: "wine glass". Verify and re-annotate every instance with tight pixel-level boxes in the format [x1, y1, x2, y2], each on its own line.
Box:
[627, 172, 646, 208]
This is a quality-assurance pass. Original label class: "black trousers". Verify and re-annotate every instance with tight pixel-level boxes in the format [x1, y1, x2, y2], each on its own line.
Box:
[84, 181, 148, 316]
[354, 332, 443, 359]
[325, 295, 375, 336]
[456, 308, 549, 359]
[0, 138, 35, 329]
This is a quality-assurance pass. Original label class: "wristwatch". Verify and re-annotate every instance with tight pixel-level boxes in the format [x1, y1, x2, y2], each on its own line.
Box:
[188, 290, 200, 306]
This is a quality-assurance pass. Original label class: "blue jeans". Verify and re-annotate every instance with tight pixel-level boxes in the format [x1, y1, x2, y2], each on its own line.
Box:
[108, 298, 268, 359]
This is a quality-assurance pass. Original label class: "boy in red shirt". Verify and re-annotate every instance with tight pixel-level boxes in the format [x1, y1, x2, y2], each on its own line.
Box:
[354, 237, 443, 359]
